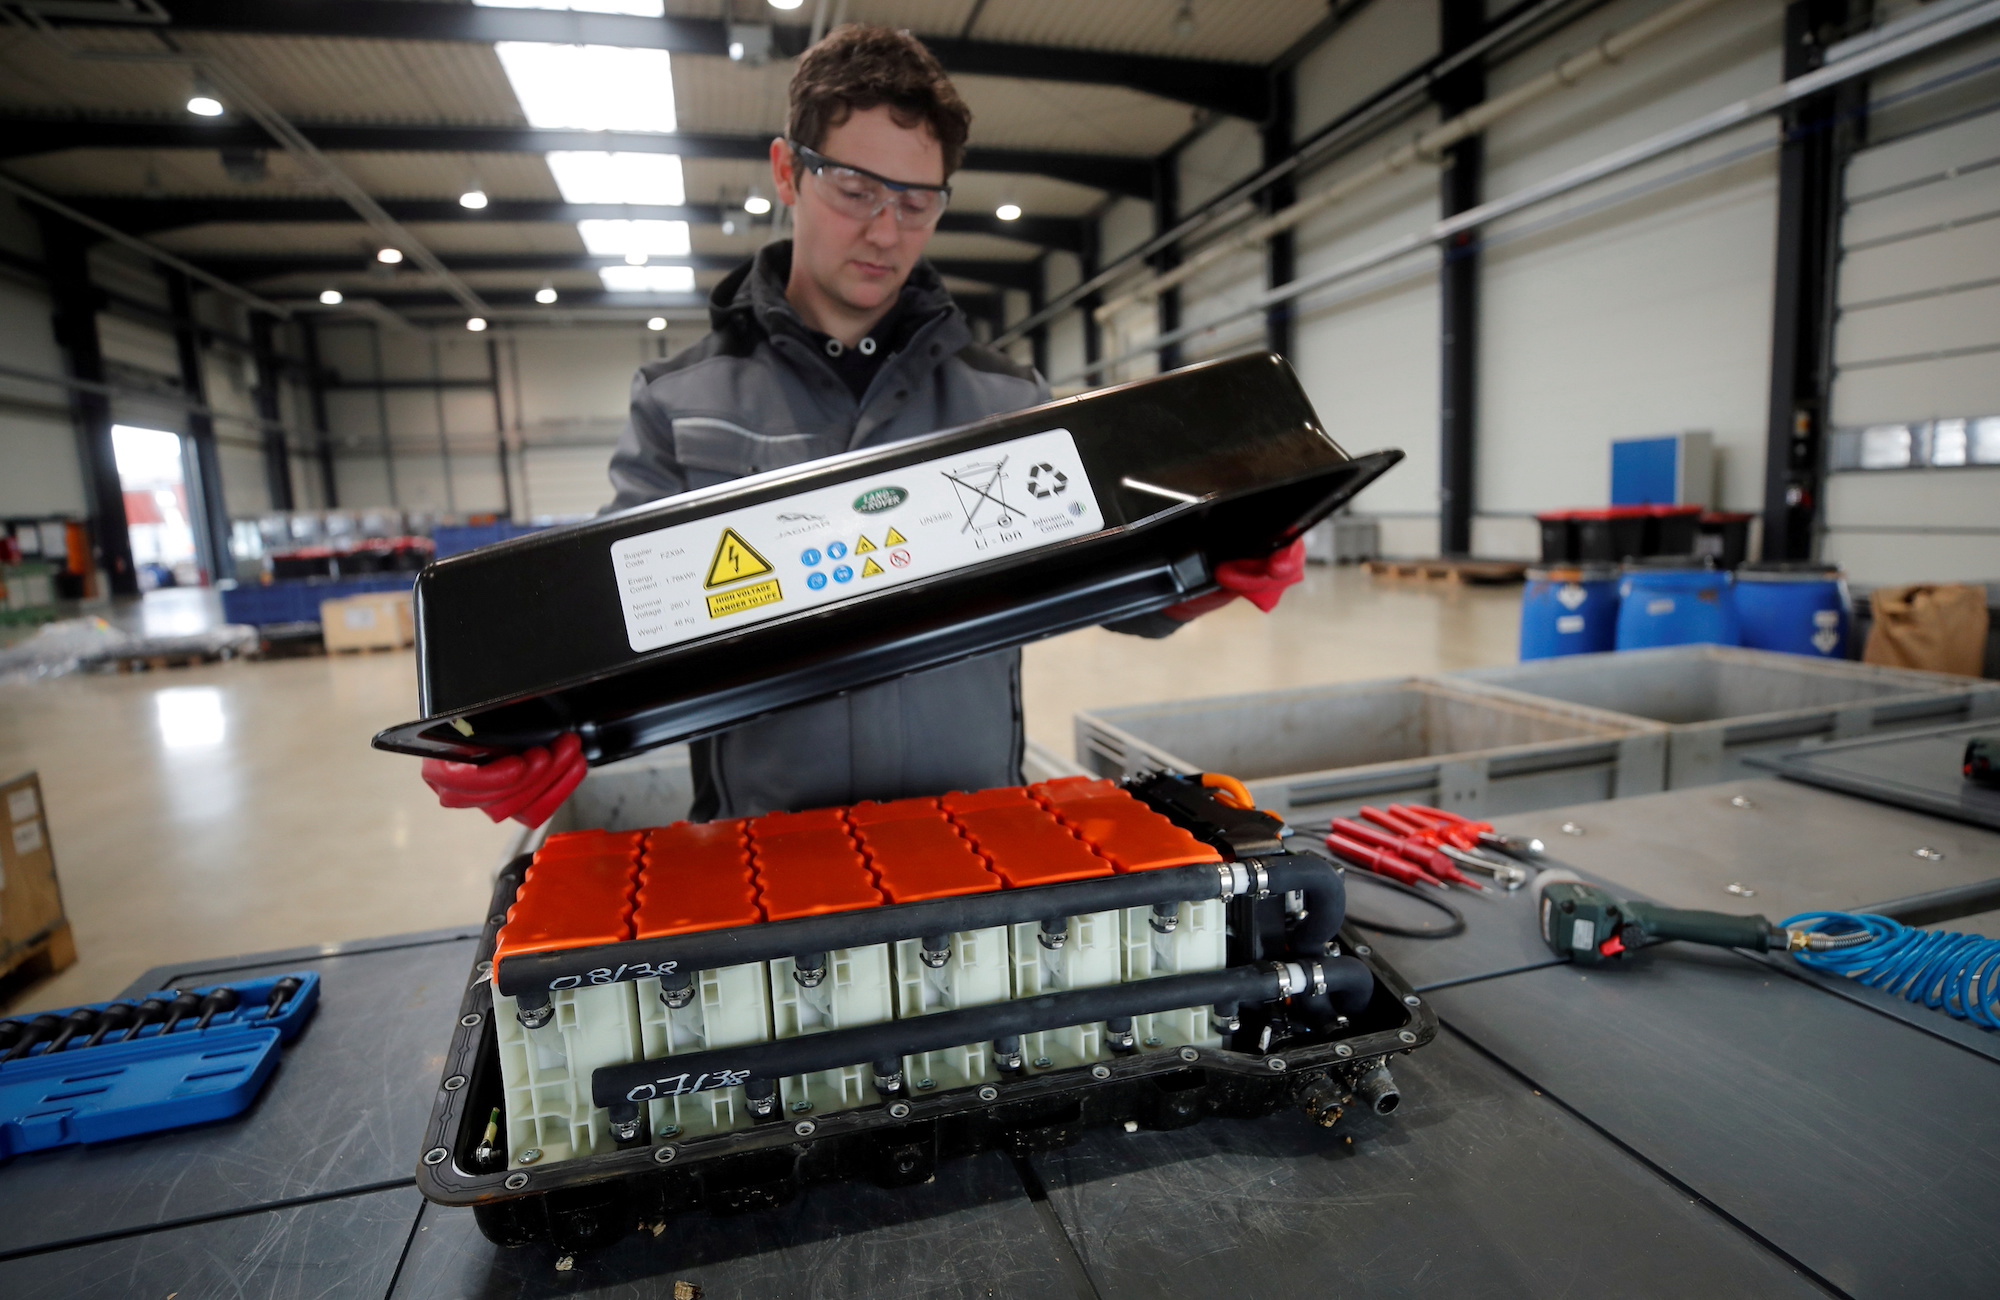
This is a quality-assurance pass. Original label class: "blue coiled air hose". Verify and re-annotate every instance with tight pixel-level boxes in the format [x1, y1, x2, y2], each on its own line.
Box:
[1784, 911, 2000, 1031]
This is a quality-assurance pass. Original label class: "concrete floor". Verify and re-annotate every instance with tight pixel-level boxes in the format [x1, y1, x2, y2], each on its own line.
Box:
[0, 566, 1521, 1013]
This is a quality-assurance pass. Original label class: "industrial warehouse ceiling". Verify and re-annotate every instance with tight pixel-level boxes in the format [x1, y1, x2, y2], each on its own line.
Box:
[0, 0, 1340, 321]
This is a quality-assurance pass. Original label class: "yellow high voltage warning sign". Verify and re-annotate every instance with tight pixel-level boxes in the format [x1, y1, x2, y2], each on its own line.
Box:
[853, 534, 877, 554]
[705, 528, 773, 588]
[884, 526, 907, 546]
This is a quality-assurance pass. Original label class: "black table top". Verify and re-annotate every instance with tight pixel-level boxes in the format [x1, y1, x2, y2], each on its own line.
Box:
[3, 781, 1997, 1297]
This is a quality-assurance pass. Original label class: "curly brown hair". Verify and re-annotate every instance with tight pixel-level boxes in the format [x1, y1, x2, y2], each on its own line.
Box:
[787, 25, 972, 178]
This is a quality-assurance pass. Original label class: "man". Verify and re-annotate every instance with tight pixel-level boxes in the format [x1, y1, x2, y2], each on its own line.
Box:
[424, 25, 1301, 826]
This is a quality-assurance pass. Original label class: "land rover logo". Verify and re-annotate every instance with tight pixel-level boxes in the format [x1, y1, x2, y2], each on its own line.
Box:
[853, 486, 907, 514]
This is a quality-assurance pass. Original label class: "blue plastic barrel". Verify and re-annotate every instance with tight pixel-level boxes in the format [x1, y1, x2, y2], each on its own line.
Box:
[1735, 562, 1849, 658]
[1520, 564, 1620, 660]
[1615, 560, 1740, 649]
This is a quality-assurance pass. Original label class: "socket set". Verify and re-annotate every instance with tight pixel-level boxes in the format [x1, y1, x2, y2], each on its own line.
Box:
[0, 971, 319, 1157]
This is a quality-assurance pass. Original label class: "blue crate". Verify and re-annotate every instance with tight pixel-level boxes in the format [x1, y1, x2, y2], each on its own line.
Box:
[432, 522, 550, 560]
[0, 972, 319, 1156]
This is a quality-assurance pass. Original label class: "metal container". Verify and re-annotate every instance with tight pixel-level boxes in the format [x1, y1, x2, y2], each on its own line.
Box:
[1451, 645, 2000, 788]
[1074, 677, 1666, 821]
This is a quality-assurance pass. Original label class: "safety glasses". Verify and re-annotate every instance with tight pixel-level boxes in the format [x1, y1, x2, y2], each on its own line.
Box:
[789, 141, 951, 229]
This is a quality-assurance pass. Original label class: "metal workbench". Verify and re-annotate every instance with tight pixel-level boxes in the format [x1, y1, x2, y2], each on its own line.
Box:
[3, 778, 1997, 1298]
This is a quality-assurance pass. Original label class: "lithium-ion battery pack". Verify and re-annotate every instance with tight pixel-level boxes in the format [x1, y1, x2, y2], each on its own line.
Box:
[374, 353, 1399, 766]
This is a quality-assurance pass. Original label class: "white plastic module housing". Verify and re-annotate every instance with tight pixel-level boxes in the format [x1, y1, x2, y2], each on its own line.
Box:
[1124, 899, 1227, 1050]
[769, 945, 895, 1116]
[495, 983, 643, 1165]
[494, 905, 1230, 1165]
[1010, 909, 1122, 1069]
[894, 926, 1011, 1092]
[635, 963, 771, 1138]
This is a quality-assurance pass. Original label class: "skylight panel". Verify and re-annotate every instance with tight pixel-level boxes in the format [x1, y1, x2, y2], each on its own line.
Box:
[494, 43, 676, 133]
[600, 265, 697, 293]
[548, 152, 685, 206]
[474, 1, 665, 16]
[577, 219, 691, 258]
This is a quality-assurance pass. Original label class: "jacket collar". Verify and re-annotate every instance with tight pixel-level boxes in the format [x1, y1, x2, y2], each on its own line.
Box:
[710, 241, 965, 357]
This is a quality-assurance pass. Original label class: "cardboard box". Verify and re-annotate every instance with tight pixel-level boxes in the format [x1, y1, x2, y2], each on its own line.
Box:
[320, 590, 415, 652]
[1, 771, 75, 984]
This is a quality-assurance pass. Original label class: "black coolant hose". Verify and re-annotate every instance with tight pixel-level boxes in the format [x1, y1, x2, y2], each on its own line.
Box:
[1256, 853, 1346, 956]
[503, 852, 1348, 1000]
[591, 956, 1372, 1109]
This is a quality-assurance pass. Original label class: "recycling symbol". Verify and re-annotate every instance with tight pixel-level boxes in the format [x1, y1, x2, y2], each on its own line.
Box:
[1027, 462, 1069, 498]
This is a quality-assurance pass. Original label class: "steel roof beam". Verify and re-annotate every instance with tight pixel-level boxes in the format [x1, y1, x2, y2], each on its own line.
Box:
[66, 197, 1086, 251]
[193, 252, 1039, 290]
[42, 0, 1267, 119]
[0, 116, 1153, 196]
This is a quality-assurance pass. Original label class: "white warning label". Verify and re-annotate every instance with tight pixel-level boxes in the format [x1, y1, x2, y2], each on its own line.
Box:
[611, 428, 1103, 654]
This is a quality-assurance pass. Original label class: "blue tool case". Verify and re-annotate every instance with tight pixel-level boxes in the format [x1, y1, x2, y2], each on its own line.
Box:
[0, 972, 318, 1158]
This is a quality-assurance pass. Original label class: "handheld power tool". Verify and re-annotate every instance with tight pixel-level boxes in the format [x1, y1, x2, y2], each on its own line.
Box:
[1533, 872, 1866, 967]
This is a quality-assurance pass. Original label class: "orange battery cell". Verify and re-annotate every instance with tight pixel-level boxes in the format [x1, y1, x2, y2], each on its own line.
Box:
[950, 804, 1113, 887]
[1028, 777, 1123, 805]
[846, 797, 943, 827]
[1047, 795, 1222, 872]
[939, 786, 1034, 815]
[635, 821, 760, 938]
[643, 820, 752, 878]
[750, 819, 882, 920]
[856, 816, 1001, 902]
[754, 807, 849, 834]
[534, 829, 644, 861]
[496, 853, 636, 967]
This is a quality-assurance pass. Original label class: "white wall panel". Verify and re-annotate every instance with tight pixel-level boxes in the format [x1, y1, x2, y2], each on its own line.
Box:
[1295, 0, 1436, 137]
[219, 442, 271, 516]
[1041, 251, 1086, 388]
[520, 445, 618, 519]
[0, 412, 85, 518]
[1480, 150, 1778, 514]
[1477, 0, 1784, 516]
[1285, 115, 1442, 522]
[0, 276, 87, 518]
[1834, 352, 2000, 426]
[1099, 196, 1154, 263]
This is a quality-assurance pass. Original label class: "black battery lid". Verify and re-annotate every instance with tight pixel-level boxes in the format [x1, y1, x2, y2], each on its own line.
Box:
[374, 352, 1401, 766]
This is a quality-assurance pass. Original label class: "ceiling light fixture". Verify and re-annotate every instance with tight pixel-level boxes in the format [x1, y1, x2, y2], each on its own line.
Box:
[319, 289, 344, 305]
[578, 219, 691, 260]
[459, 186, 489, 210]
[473, 1, 665, 15]
[377, 247, 403, 264]
[624, 251, 649, 265]
[494, 42, 676, 133]
[536, 285, 558, 304]
[743, 191, 772, 216]
[647, 316, 668, 330]
[726, 24, 773, 66]
[995, 203, 1022, 221]
[768, 0, 805, 10]
[467, 317, 489, 332]
[547, 152, 684, 206]
[600, 265, 696, 293]
[186, 73, 223, 117]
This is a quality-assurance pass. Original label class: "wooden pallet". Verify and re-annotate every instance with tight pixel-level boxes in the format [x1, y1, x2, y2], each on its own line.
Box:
[0, 922, 76, 989]
[328, 640, 413, 656]
[108, 648, 239, 673]
[1365, 558, 1528, 586]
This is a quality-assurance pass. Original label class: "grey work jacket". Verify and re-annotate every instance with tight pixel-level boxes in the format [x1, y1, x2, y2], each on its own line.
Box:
[606, 243, 1051, 819]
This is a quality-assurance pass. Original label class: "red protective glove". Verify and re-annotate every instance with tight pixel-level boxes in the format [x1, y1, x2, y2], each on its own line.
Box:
[422, 732, 587, 829]
[1165, 539, 1308, 621]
